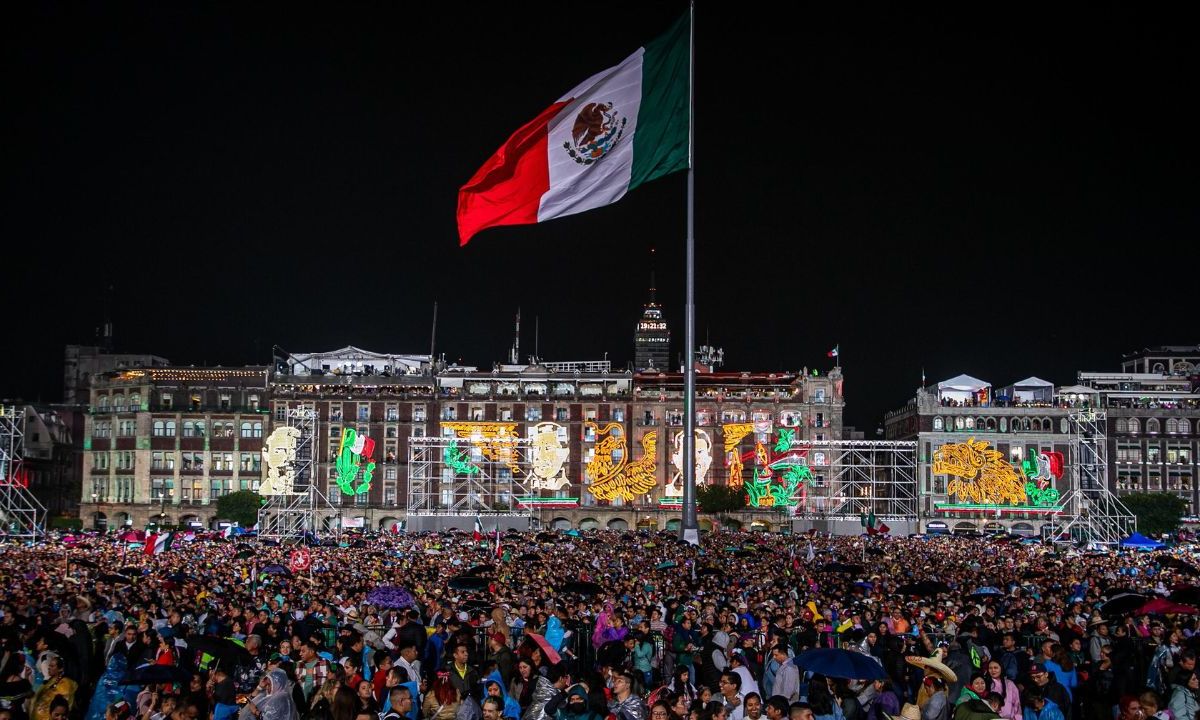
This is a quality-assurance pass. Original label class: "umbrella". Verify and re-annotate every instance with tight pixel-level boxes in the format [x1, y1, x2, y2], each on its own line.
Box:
[559, 581, 603, 596]
[697, 566, 722, 576]
[656, 561, 678, 570]
[733, 550, 755, 558]
[516, 553, 541, 563]
[72, 558, 100, 569]
[865, 547, 886, 556]
[186, 636, 252, 669]
[794, 648, 888, 680]
[261, 564, 291, 576]
[120, 663, 192, 686]
[1021, 569, 1046, 579]
[535, 532, 557, 542]
[463, 565, 495, 577]
[99, 573, 132, 585]
[1169, 587, 1200, 606]
[968, 587, 1004, 598]
[1159, 556, 1200, 576]
[1136, 598, 1199, 616]
[366, 586, 416, 609]
[583, 537, 602, 545]
[234, 549, 255, 560]
[118, 567, 142, 577]
[448, 576, 490, 591]
[823, 563, 865, 575]
[522, 631, 562, 664]
[896, 581, 950, 597]
[1101, 592, 1149, 616]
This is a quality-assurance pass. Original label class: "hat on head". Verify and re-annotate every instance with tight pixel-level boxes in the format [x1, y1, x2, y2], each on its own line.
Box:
[905, 654, 957, 683]
[1029, 662, 1047, 675]
[1088, 613, 1108, 627]
[490, 632, 506, 645]
[885, 704, 921, 720]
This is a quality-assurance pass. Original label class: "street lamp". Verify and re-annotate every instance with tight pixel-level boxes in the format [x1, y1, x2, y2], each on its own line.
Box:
[159, 489, 173, 527]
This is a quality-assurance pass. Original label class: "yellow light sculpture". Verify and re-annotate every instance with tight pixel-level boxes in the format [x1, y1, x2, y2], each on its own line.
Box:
[584, 422, 658, 502]
[932, 437, 1027, 506]
[722, 423, 754, 487]
[260, 426, 304, 495]
[667, 429, 713, 498]
[528, 422, 570, 491]
[441, 421, 522, 474]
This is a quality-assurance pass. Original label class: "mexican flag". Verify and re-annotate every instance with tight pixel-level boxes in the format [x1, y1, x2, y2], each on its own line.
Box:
[860, 512, 890, 536]
[473, 516, 484, 543]
[457, 12, 690, 245]
[144, 531, 175, 556]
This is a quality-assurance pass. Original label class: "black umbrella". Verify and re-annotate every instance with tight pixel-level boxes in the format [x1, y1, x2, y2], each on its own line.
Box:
[823, 563, 864, 575]
[100, 573, 132, 584]
[733, 550, 755, 558]
[697, 566, 722, 576]
[448, 576, 491, 591]
[120, 663, 192, 686]
[186, 636, 252, 669]
[560, 581, 603, 596]
[234, 549, 255, 560]
[1021, 569, 1047, 579]
[896, 581, 950, 597]
[516, 553, 541, 563]
[583, 537, 602, 545]
[72, 558, 100, 569]
[1170, 587, 1200, 606]
[463, 564, 495, 577]
[350, 539, 368, 549]
[118, 566, 142, 577]
[1101, 592, 1149, 616]
[261, 564, 291, 576]
[535, 532, 557, 542]
[1159, 556, 1200, 577]
[596, 639, 627, 668]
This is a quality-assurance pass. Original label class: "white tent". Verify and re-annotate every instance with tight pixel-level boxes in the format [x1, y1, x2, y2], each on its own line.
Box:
[936, 374, 991, 404]
[1003, 376, 1055, 403]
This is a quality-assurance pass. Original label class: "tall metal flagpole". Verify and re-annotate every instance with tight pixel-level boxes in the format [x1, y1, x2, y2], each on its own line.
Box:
[680, 0, 699, 545]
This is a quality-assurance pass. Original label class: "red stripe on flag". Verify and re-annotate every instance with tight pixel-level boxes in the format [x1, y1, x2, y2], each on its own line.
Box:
[456, 100, 572, 246]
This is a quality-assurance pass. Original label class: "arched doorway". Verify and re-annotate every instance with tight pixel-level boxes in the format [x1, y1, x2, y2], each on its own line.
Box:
[93, 512, 107, 531]
[378, 516, 400, 532]
[666, 518, 681, 532]
[723, 518, 743, 531]
[550, 517, 572, 530]
[115, 512, 131, 527]
[698, 518, 714, 532]
[750, 520, 772, 532]
[983, 522, 1004, 534]
[579, 517, 600, 531]
[1011, 522, 1036, 537]
[953, 522, 978, 534]
[180, 514, 201, 529]
[636, 517, 657, 530]
[607, 518, 629, 531]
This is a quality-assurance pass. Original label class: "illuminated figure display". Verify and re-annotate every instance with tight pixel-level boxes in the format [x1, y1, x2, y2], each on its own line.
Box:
[260, 426, 304, 496]
[335, 428, 376, 495]
[721, 423, 755, 488]
[442, 440, 479, 475]
[667, 429, 712, 498]
[933, 437, 1044, 506]
[585, 422, 658, 501]
[528, 422, 570, 490]
[441, 422, 521, 474]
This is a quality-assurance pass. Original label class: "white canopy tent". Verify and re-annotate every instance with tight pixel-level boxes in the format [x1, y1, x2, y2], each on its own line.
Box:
[936, 374, 991, 404]
[999, 376, 1055, 403]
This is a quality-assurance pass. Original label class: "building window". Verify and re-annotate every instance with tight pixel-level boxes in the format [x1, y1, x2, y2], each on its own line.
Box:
[165, 421, 176, 437]
[441, 406, 456, 421]
[183, 421, 195, 438]
[386, 406, 399, 421]
[129, 394, 141, 410]
[113, 395, 126, 412]
[275, 405, 287, 421]
[241, 422, 252, 437]
[613, 408, 625, 422]
[500, 407, 513, 421]
[358, 405, 370, 421]
[413, 405, 426, 422]
[153, 420, 166, 437]
[150, 477, 174, 499]
[933, 417, 944, 431]
[555, 407, 569, 421]
[526, 407, 542, 421]
[1147, 418, 1161, 434]
[94, 452, 109, 470]
[1148, 445, 1161, 464]
[161, 393, 173, 410]
[1128, 418, 1140, 435]
[330, 403, 343, 422]
[190, 394, 202, 411]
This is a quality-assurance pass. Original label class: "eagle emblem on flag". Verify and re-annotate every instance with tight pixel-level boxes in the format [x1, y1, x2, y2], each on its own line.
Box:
[563, 102, 626, 164]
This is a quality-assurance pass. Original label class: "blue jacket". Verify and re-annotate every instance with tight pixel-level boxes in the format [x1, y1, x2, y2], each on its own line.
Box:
[482, 669, 522, 719]
[1022, 699, 1065, 720]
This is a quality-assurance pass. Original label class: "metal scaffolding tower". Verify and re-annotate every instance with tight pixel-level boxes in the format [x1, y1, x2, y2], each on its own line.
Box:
[1051, 410, 1136, 546]
[0, 406, 46, 538]
[787, 440, 919, 522]
[258, 407, 338, 539]
[407, 437, 534, 518]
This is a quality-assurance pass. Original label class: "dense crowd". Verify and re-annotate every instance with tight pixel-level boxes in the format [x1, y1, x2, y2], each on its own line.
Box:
[3, 530, 1200, 720]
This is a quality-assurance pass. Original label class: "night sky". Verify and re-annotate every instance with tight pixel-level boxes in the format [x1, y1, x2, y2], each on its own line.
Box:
[5, 3, 1195, 430]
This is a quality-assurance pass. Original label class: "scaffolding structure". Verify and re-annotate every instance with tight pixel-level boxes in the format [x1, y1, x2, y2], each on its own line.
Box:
[786, 440, 919, 522]
[258, 408, 338, 539]
[407, 437, 535, 517]
[0, 405, 46, 539]
[1049, 410, 1136, 546]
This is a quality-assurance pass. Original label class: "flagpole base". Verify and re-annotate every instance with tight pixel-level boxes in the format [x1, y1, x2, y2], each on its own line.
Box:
[681, 528, 699, 546]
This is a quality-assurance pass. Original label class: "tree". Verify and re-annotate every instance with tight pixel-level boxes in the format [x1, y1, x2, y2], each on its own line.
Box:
[697, 484, 747, 514]
[1121, 492, 1188, 536]
[216, 490, 263, 528]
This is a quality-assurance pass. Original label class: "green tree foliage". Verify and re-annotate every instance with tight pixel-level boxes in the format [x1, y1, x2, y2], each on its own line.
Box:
[697, 484, 747, 514]
[1121, 492, 1188, 536]
[216, 490, 263, 528]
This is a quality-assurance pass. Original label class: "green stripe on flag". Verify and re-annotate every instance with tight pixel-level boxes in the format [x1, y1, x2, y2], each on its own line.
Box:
[630, 12, 690, 190]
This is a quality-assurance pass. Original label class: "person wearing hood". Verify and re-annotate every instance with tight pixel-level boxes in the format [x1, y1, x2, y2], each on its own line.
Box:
[245, 669, 299, 720]
[554, 685, 603, 720]
[522, 663, 568, 720]
[953, 674, 999, 720]
[481, 671, 521, 720]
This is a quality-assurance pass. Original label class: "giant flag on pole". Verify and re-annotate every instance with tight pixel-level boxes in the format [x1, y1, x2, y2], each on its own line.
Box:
[456, 13, 690, 246]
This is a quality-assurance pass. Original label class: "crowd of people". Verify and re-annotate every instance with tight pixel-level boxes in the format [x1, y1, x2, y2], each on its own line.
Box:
[2, 529, 1200, 720]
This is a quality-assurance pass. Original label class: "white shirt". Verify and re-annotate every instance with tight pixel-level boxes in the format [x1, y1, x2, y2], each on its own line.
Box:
[732, 666, 759, 698]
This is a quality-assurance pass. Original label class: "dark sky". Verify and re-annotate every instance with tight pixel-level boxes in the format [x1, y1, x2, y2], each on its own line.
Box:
[5, 3, 1196, 430]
